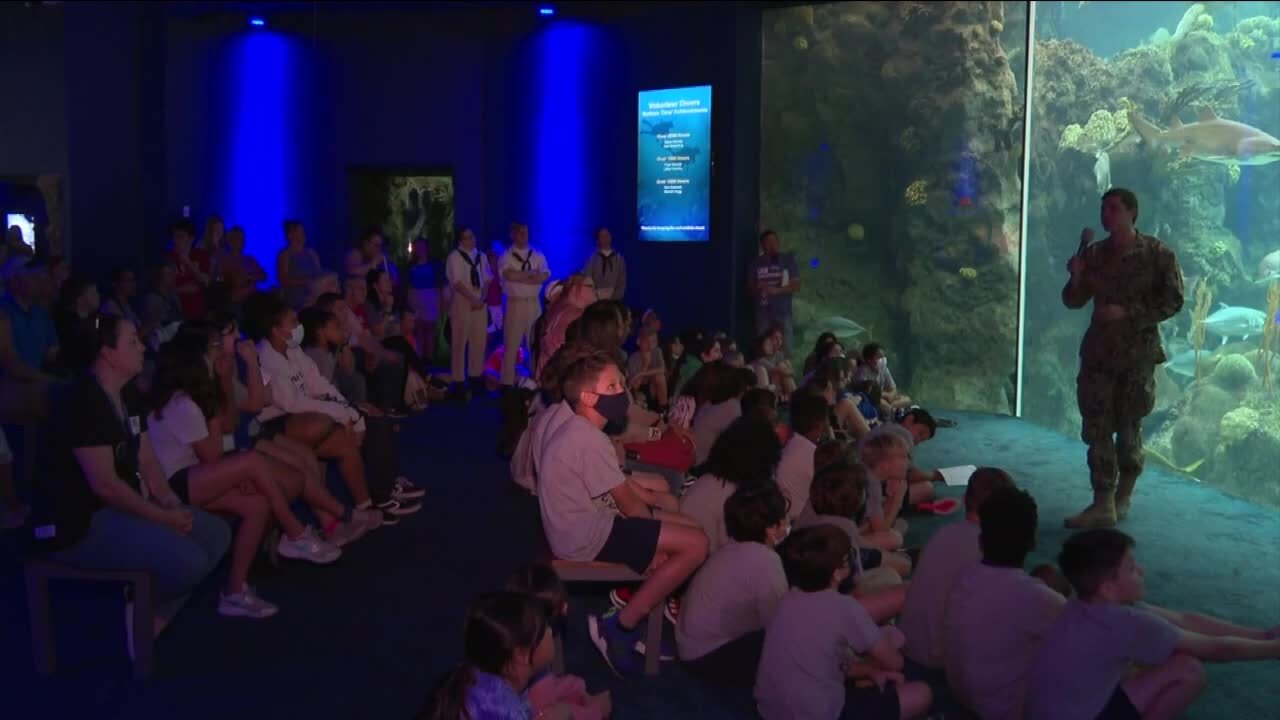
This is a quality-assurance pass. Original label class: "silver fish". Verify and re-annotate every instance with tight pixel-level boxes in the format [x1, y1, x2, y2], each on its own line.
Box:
[1094, 150, 1112, 194]
[1199, 304, 1268, 344]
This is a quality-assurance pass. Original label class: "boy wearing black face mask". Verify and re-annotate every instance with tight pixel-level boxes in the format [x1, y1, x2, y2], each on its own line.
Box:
[538, 350, 710, 675]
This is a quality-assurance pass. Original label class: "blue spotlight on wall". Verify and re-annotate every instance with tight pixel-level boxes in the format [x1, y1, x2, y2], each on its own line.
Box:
[539, 7, 555, 16]
[528, 22, 603, 279]
[222, 30, 297, 286]
[249, 17, 266, 27]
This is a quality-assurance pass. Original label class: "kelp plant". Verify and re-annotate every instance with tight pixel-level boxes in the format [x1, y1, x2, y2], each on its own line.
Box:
[1189, 278, 1214, 382]
[1263, 280, 1279, 392]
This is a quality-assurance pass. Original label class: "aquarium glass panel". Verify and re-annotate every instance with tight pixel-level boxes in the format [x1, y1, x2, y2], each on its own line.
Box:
[1022, 0, 1280, 509]
[760, 2, 1030, 415]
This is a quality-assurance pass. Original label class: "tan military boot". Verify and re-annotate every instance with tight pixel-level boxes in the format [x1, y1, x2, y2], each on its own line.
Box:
[1114, 475, 1137, 522]
[1064, 490, 1117, 529]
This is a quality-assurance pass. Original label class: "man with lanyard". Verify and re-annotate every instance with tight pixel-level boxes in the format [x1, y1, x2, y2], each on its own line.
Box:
[747, 229, 800, 354]
[498, 222, 550, 389]
[445, 227, 491, 400]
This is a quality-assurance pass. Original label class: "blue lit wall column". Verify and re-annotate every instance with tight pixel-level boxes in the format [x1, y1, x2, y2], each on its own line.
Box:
[504, 19, 619, 280]
[214, 26, 308, 286]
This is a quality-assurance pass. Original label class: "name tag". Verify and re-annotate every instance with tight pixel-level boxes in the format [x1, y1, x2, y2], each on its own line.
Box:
[128, 417, 141, 435]
[34, 524, 57, 540]
[223, 434, 236, 452]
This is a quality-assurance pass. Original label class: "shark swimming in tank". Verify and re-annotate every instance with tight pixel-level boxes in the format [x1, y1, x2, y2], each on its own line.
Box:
[1128, 106, 1280, 166]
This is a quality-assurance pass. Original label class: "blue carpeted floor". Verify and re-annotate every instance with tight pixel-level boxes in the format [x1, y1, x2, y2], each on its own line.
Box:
[1, 404, 1276, 719]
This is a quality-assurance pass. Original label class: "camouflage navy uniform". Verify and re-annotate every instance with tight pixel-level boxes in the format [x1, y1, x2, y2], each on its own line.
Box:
[1063, 233, 1184, 524]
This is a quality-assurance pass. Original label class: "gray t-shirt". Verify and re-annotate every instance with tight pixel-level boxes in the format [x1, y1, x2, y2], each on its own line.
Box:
[691, 398, 742, 465]
[943, 562, 1066, 720]
[860, 423, 915, 522]
[304, 346, 337, 381]
[679, 473, 736, 554]
[537, 413, 626, 561]
[1026, 601, 1180, 720]
[794, 510, 866, 573]
[676, 541, 787, 661]
[748, 253, 799, 322]
[900, 521, 982, 668]
[776, 433, 816, 522]
[756, 588, 884, 720]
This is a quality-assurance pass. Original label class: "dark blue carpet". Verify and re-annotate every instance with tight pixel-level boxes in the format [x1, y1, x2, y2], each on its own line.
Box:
[0, 405, 1276, 719]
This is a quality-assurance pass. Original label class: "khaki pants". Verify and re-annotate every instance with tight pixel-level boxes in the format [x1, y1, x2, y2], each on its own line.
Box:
[449, 295, 488, 382]
[501, 296, 541, 386]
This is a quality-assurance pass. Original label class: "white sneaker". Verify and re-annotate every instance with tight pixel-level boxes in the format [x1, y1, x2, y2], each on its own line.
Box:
[218, 585, 279, 619]
[326, 519, 370, 547]
[276, 526, 341, 564]
[352, 507, 386, 531]
[376, 498, 421, 518]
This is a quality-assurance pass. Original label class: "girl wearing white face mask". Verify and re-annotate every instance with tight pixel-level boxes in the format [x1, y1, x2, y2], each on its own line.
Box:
[245, 292, 389, 527]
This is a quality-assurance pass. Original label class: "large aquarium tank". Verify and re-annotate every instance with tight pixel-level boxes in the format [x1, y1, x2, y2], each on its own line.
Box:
[761, 1, 1280, 511]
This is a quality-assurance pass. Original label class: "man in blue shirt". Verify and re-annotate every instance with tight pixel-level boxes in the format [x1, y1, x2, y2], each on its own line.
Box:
[0, 264, 58, 373]
[747, 230, 800, 354]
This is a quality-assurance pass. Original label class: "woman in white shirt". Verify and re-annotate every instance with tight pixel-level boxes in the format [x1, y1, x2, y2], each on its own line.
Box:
[243, 291, 392, 520]
[148, 335, 340, 618]
[203, 313, 382, 544]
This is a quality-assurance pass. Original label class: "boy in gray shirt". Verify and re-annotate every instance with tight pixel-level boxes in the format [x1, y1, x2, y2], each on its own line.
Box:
[900, 467, 1015, 672]
[538, 350, 707, 675]
[677, 484, 790, 687]
[755, 524, 933, 720]
[1027, 529, 1280, 720]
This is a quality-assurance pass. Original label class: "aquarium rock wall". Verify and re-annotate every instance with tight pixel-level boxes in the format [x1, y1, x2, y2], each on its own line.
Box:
[761, 1, 1027, 414]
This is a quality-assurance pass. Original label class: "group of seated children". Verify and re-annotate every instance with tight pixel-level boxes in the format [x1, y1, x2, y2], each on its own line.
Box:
[24, 287, 428, 647]
[506, 299, 1279, 719]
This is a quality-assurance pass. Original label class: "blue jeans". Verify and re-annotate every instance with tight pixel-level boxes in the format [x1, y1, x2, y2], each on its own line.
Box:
[49, 507, 231, 621]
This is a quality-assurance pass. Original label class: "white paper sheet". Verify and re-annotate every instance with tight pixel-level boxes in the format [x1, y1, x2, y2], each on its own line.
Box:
[938, 465, 978, 487]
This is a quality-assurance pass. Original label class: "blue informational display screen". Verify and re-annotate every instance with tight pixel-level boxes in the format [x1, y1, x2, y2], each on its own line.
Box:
[636, 85, 712, 242]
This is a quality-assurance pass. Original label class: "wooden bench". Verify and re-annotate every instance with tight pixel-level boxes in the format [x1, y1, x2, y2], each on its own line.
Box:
[24, 559, 155, 680]
[549, 558, 665, 677]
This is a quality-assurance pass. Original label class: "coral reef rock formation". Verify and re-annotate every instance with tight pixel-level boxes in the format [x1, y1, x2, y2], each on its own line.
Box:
[761, 1, 1022, 414]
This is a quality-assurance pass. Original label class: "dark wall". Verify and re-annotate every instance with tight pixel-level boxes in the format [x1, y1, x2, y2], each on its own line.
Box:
[1, 2, 162, 281]
[0, 6, 67, 178]
[64, 1, 161, 279]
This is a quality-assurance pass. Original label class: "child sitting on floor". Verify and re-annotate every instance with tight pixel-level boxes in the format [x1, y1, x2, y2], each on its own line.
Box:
[899, 467, 1016, 675]
[776, 392, 829, 523]
[506, 564, 612, 720]
[677, 484, 791, 687]
[1026, 528, 1280, 720]
[857, 430, 913, 553]
[755, 524, 933, 720]
[424, 592, 566, 720]
[795, 461, 913, 606]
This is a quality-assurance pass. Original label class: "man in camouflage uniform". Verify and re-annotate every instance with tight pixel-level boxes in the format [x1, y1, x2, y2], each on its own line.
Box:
[1062, 188, 1184, 528]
